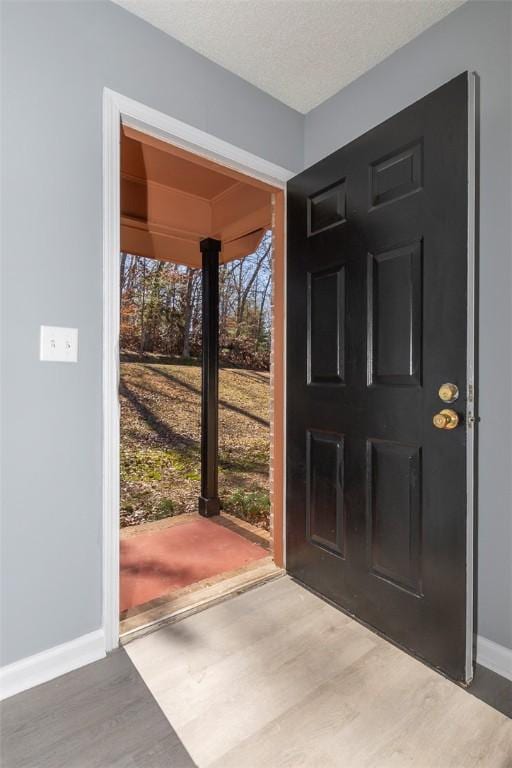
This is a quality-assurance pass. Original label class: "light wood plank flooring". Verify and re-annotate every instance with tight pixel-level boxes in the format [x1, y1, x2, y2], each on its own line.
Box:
[1, 648, 196, 768]
[126, 576, 512, 768]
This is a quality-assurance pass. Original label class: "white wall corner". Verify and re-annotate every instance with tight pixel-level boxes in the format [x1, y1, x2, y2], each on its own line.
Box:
[477, 635, 512, 681]
[0, 630, 106, 701]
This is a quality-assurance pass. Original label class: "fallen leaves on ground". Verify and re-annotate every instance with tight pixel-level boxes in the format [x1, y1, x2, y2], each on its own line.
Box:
[120, 362, 270, 529]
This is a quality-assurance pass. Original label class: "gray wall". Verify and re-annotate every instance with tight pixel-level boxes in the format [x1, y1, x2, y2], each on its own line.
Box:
[0, 0, 302, 666]
[305, 0, 512, 651]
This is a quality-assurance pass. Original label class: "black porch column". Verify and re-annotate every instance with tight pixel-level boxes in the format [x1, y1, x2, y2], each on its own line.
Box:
[198, 238, 221, 517]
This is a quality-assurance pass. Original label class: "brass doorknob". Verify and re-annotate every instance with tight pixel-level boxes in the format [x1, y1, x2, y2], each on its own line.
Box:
[433, 409, 460, 430]
[438, 382, 459, 403]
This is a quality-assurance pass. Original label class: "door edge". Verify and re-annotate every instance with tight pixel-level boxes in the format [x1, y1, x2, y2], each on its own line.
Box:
[465, 70, 478, 684]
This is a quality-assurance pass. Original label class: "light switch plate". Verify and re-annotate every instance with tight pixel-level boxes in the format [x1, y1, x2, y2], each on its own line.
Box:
[40, 326, 78, 362]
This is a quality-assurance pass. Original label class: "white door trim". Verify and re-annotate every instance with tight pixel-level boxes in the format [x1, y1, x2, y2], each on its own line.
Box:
[102, 88, 293, 653]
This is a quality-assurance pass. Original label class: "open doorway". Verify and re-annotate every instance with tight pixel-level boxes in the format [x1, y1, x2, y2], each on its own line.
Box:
[117, 127, 285, 638]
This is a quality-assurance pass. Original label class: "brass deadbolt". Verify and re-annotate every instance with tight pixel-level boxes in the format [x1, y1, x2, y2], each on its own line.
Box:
[438, 382, 459, 403]
[433, 409, 460, 430]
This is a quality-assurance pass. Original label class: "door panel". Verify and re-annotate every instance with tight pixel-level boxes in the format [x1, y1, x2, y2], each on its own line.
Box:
[307, 180, 347, 235]
[286, 73, 474, 682]
[369, 141, 423, 208]
[366, 439, 422, 595]
[307, 266, 346, 385]
[306, 430, 345, 557]
[367, 242, 422, 386]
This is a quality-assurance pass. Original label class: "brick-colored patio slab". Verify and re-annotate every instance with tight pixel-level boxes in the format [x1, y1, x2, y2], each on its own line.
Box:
[120, 517, 268, 612]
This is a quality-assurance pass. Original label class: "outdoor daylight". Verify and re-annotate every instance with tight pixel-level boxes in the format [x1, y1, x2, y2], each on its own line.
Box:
[119, 230, 273, 532]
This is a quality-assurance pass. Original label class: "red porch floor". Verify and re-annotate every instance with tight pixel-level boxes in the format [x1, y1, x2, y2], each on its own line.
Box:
[120, 516, 268, 613]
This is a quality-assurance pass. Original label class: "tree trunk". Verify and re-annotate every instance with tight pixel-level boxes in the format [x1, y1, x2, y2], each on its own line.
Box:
[181, 267, 196, 357]
[139, 258, 147, 355]
[120, 252, 128, 302]
[146, 261, 164, 352]
[236, 244, 270, 333]
[257, 272, 271, 341]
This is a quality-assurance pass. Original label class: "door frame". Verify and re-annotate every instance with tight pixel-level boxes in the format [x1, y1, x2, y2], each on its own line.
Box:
[102, 87, 293, 653]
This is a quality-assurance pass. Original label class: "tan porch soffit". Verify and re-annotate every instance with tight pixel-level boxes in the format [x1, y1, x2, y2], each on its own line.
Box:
[120, 126, 273, 266]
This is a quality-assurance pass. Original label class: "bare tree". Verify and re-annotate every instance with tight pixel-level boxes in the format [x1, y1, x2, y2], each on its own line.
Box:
[120, 252, 128, 302]
[257, 272, 271, 342]
[181, 266, 196, 357]
[236, 243, 270, 332]
[120, 229, 273, 368]
[139, 258, 146, 355]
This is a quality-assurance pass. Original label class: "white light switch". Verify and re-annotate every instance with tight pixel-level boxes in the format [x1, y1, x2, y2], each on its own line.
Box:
[40, 326, 78, 363]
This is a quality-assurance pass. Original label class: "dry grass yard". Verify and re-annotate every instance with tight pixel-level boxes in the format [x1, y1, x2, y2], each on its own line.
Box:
[120, 361, 270, 530]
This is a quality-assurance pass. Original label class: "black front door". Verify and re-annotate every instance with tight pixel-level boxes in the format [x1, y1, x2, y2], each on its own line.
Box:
[286, 73, 476, 682]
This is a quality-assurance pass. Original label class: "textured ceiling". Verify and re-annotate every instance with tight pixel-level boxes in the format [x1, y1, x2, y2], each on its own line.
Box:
[113, 0, 464, 113]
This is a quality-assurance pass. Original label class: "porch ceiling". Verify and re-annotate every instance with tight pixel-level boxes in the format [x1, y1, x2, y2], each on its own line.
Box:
[120, 126, 273, 267]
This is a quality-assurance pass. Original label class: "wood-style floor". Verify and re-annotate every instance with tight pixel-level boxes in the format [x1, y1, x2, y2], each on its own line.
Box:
[126, 576, 512, 768]
[1, 647, 196, 768]
[2, 577, 511, 767]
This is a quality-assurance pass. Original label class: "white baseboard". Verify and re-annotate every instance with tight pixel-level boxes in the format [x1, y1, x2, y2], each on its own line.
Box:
[477, 634, 512, 681]
[0, 629, 106, 701]
[0, 628, 509, 701]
